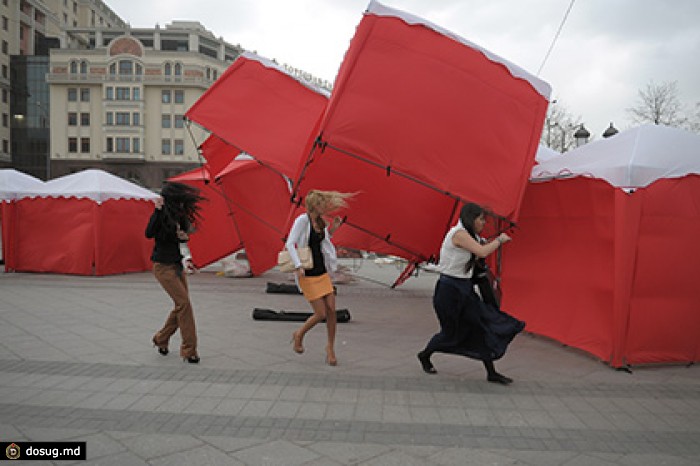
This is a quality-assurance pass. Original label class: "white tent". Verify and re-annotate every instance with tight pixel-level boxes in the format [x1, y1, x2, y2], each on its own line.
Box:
[0, 169, 45, 201]
[534, 144, 561, 163]
[531, 124, 700, 188]
[25, 169, 158, 203]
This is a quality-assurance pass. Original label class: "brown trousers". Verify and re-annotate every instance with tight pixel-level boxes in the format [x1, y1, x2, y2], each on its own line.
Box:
[152, 263, 198, 358]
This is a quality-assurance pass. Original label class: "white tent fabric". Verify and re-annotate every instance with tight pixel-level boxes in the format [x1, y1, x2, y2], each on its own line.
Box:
[534, 145, 561, 163]
[531, 124, 700, 188]
[0, 169, 45, 201]
[23, 169, 159, 203]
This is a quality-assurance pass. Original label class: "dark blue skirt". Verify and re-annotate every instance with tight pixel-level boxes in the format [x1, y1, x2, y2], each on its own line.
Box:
[426, 274, 525, 361]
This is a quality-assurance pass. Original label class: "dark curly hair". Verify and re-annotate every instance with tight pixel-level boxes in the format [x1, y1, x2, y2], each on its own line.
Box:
[160, 181, 205, 232]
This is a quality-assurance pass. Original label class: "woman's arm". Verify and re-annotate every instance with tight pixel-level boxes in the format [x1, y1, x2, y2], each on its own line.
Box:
[285, 215, 308, 269]
[452, 230, 511, 258]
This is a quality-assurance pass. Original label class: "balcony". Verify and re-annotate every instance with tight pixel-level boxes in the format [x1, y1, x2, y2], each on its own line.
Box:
[101, 152, 146, 163]
[46, 73, 211, 88]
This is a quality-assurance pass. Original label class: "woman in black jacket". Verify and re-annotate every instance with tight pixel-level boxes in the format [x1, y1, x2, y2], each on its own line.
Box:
[145, 182, 204, 363]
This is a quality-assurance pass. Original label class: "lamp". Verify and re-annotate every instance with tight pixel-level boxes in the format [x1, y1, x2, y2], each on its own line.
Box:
[602, 122, 619, 138]
[574, 124, 590, 147]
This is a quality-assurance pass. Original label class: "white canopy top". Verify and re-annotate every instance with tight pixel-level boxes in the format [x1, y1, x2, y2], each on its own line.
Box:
[24, 169, 159, 203]
[535, 145, 561, 163]
[0, 169, 45, 201]
[531, 124, 700, 188]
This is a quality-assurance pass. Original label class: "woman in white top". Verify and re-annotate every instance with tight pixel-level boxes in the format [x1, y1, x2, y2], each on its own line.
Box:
[417, 203, 525, 384]
[287, 190, 351, 366]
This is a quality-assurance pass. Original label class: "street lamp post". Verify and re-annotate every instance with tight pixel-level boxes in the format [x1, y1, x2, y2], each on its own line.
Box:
[574, 124, 590, 147]
[602, 122, 619, 138]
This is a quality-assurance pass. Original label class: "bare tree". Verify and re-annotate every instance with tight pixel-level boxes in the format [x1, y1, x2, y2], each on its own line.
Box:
[540, 99, 583, 152]
[627, 80, 687, 127]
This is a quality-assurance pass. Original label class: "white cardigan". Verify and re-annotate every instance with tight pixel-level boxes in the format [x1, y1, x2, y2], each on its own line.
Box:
[285, 213, 338, 273]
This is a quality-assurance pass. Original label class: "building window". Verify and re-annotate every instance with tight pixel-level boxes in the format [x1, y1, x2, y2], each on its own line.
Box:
[80, 88, 90, 102]
[68, 112, 77, 126]
[135, 63, 142, 75]
[116, 137, 130, 153]
[2, 139, 8, 153]
[2, 40, 7, 55]
[105, 112, 113, 125]
[2, 64, 7, 79]
[133, 88, 140, 101]
[80, 60, 87, 74]
[2, 16, 8, 31]
[161, 139, 171, 155]
[2, 113, 7, 127]
[213, 69, 218, 80]
[116, 112, 130, 126]
[118, 60, 133, 75]
[68, 137, 78, 153]
[106, 137, 113, 152]
[174, 90, 184, 104]
[2, 89, 7, 103]
[174, 139, 184, 155]
[161, 90, 171, 104]
[80, 138, 90, 153]
[70, 60, 78, 74]
[132, 138, 140, 153]
[68, 88, 77, 101]
[174, 63, 182, 76]
[132, 112, 140, 126]
[164, 63, 171, 76]
[109, 63, 116, 75]
[174, 114, 184, 128]
[105, 87, 113, 100]
[80, 113, 90, 126]
[161, 114, 171, 128]
[115, 87, 130, 100]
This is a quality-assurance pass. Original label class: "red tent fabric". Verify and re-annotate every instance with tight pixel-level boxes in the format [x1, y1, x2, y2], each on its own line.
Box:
[8, 170, 157, 275]
[170, 159, 293, 275]
[185, 52, 329, 178]
[502, 175, 700, 366]
[199, 134, 241, 178]
[167, 166, 243, 270]
[292, 1, 549, 267]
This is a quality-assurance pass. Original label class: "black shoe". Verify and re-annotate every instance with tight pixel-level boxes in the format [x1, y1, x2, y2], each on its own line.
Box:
[417, 351, 437, 374]
[157, 347, 169, 356]
[487, 373, 513, 385]
[184, 356, 200, 364]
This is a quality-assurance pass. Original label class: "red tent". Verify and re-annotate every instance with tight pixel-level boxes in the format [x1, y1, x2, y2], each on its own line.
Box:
[1, 169, 45, 271]
[503, 125, 700, 366]
[292, 1, 550, 267]
[8, 169, 158, 275]
[185, 52, 330, 179]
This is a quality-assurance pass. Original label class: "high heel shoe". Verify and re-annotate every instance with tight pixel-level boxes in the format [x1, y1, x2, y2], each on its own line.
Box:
[152, 339, 168, 356]
[417, 350, 437, 374]
[325, 346, 337, 366]
[183, 355, 200, 364]
[487, 373, 513, 385]
[291, 332, 304, 354]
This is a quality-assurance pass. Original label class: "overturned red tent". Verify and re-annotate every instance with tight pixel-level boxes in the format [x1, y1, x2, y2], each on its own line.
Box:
[292, 0, 551, 267]
[185, 52, 330, 179]
[8, 169, 158, 275]
[503, 125, 700, 366]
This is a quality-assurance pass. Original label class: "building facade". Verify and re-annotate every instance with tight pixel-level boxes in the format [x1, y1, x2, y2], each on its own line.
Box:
[47, 21, 243, 187]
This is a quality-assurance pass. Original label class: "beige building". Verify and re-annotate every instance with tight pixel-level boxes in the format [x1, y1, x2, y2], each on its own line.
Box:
[3, 0, 125, 175]
[47, 21, 243, 187]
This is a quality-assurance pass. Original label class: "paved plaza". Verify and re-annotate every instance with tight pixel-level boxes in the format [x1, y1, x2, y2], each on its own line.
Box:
[0, 260, 698, 465]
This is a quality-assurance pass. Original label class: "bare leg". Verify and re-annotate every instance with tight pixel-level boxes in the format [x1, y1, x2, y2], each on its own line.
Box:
[323, 293, 337, 365]
[292, 298, 326, 354]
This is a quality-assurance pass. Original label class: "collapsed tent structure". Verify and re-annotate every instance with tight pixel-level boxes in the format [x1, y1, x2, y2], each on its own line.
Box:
[290, 0, 551, 269]
[502, 124, 700, 367]
[6, 169, 158, 275]
[178, 52, 329, 273]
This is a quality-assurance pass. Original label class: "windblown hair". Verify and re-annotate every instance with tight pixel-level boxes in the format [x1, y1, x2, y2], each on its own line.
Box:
[305, 190, 354, 230]
[459, 202, 486, 240]
[160, 181, 205, 232]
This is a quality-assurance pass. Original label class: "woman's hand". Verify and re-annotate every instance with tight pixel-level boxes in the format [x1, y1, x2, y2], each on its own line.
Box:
[497, 233, 512, 244]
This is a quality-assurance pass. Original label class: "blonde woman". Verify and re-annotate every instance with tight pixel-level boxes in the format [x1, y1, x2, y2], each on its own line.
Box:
[286, 190, 352, 366]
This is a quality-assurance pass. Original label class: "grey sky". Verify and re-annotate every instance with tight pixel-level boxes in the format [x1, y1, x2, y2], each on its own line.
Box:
[108, 0, 700, 140]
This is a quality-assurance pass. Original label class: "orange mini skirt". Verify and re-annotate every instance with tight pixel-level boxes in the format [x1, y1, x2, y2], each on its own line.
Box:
[298, 273, 334, 302]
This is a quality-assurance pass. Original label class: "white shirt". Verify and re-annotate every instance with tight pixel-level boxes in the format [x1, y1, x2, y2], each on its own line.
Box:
[285, 213, 338, 273]
[438, 222, 473, 279]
